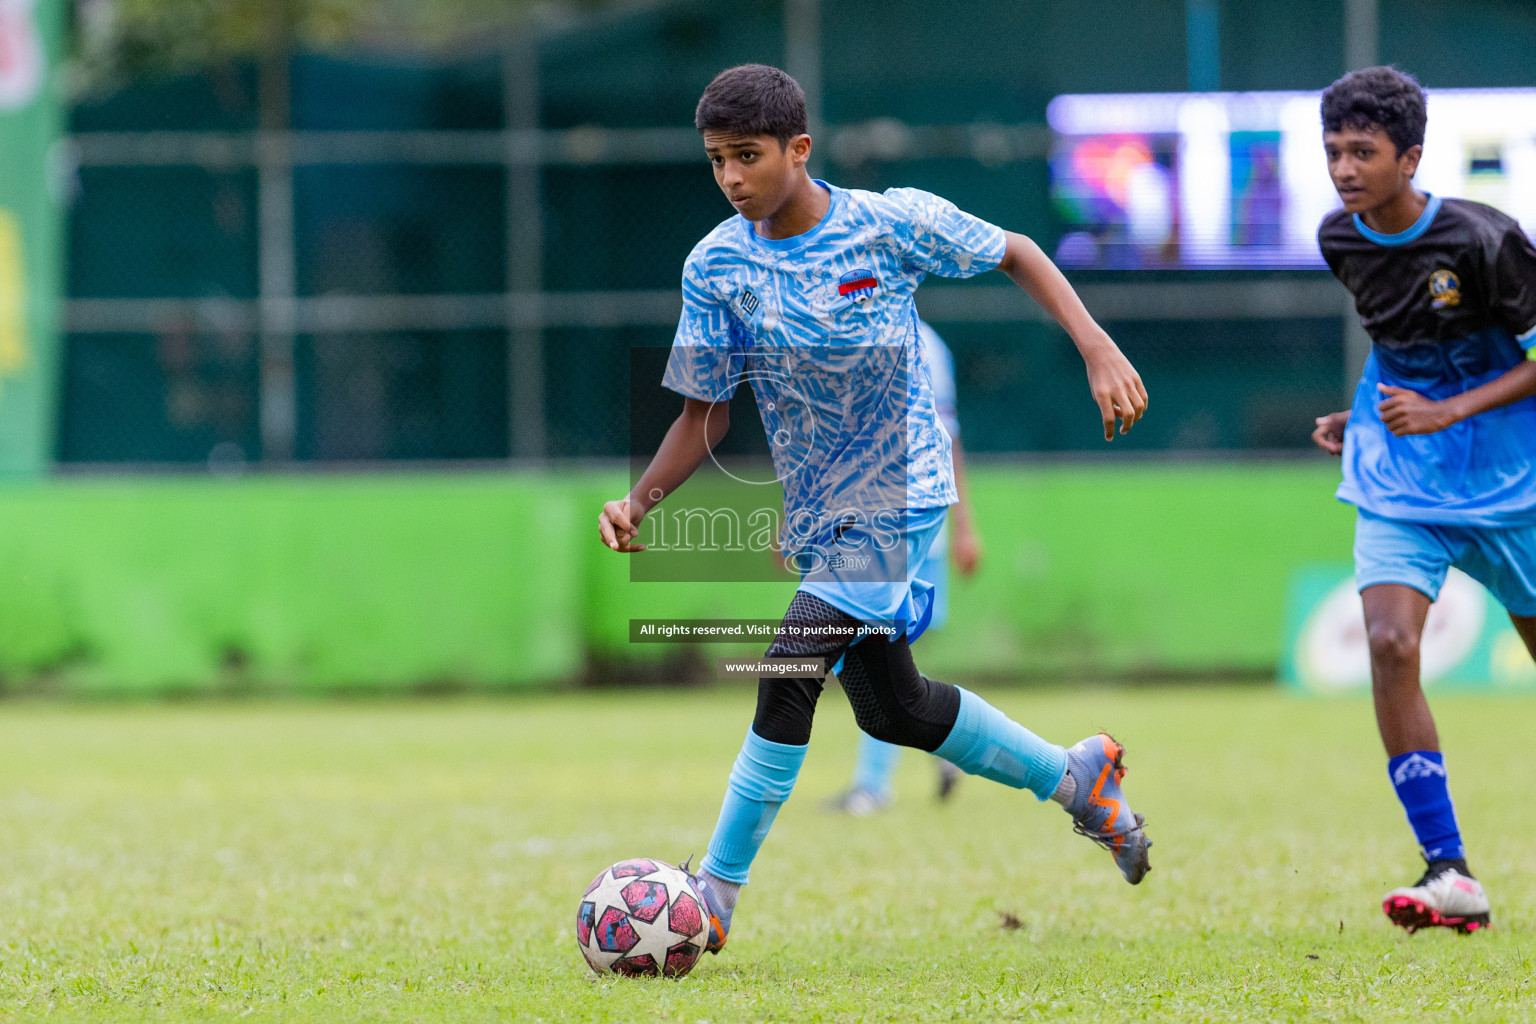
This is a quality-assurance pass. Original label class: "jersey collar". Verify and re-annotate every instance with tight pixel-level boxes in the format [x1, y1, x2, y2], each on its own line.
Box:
[1353, 193, 1442, 246]
[745, 180, 838, 251]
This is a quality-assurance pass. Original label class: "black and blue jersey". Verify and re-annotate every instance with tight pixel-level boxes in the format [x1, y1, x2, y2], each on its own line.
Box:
[1320, 195, 1536, 526]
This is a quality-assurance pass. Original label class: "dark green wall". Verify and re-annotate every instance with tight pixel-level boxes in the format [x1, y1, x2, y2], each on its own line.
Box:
[58, 0, 1536, 465]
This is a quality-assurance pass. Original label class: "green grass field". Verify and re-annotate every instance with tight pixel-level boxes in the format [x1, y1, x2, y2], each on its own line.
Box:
[0, 686, 1533, 1022]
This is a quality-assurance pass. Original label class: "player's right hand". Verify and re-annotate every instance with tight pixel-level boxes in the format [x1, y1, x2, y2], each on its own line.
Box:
[599, 499, 647, 552]
[1311, 410, 1349, 455]
[1084, 342, 1149, 441]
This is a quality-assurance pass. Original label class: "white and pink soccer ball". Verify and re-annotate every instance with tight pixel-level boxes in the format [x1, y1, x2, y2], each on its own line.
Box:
[575, 858, 710, 978]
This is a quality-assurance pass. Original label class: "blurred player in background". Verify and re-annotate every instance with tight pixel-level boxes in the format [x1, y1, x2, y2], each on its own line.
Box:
[826, 320, 978, 815]
[1310, 66, 1536, 934]
[599, 64, 1151, 956]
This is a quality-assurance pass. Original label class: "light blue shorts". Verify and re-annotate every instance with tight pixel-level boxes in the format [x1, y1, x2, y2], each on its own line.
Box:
[1354, 508, 1536, 616]
[794, 506, 949, 644]
[916, 518, 950, 631]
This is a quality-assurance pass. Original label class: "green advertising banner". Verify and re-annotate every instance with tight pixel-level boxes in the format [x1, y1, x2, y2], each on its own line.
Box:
[0, 0, 63, 478]
[1280, 564, 1536, 695]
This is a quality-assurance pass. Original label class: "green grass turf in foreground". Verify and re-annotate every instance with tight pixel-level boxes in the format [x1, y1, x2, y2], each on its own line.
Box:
[0, 687, 1532, 1022]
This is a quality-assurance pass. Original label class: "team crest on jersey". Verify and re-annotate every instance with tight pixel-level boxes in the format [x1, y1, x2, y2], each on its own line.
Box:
[739, 289, 760, 317]
[837, 268, 879, 305]
[1428, 269, 1461, 310]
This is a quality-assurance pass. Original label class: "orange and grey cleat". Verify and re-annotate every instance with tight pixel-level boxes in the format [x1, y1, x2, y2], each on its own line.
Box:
[681, 864, 733, 954]
[1062, 733, 1152, 884]
[702, 905, 729, 954]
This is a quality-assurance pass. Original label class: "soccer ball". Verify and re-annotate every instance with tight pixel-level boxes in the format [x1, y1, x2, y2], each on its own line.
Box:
[575, 858, 709, 978]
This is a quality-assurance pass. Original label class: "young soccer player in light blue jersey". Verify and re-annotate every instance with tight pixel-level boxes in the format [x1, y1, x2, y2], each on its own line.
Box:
[826, 321, 976, 815]
[598, 64, 1153, 956]
[1310, 67, 1536, 934]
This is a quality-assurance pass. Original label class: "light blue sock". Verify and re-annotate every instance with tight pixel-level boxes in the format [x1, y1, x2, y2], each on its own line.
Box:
[933, 687, 1067, 800]
[851, 732, 902, 798]
[699, 729, 807, 885]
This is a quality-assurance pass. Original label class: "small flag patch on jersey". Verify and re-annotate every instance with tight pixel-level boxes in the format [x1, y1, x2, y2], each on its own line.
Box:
[838, 268, 879, 303]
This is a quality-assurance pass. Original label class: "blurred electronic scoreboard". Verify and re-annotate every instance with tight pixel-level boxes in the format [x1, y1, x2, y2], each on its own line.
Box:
[1046, 88, 1536, 270]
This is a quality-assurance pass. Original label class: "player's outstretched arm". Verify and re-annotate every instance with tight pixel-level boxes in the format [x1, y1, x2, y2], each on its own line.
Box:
[948, 438, 981, 576]
[1376, 359, 1536, 437]
[598, 397, 729, 552]
[995, 231, 1148, 441]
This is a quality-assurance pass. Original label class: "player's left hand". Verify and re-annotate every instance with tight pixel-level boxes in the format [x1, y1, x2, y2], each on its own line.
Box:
[599, 499, 647, 552]
[951, 524, 982, 577]
[1085, 342, 1149, 441]
[1377, 383, 1460, 436]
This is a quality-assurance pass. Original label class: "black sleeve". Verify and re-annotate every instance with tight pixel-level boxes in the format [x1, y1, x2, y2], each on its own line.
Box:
[1491, 225, 1536, 341]
[1316, 217, 1346, 280]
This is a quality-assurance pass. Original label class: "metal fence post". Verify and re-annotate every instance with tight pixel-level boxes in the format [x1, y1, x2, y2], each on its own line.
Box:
[257, 41, 297, 463]
[784, 0, 822, 172]
[1342, 0, 1378, 401]
[1343, 0, 1379, 71]
[506, 38, 546, 462]
[1186, 0, 1221, 92]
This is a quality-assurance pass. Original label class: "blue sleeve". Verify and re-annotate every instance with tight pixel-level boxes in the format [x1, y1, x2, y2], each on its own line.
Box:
[885, 188, 1007, 279]
[661, 259, 746, 402]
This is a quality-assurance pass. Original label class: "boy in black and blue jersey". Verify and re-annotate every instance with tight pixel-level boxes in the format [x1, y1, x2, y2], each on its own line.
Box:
[1311, 66, 1536, 934]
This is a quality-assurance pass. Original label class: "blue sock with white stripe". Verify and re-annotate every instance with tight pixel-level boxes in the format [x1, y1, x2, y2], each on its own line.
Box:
[699, 729, 807, 885]
[1388, 750, 1464, 862]
[851, 733, 903, 799]
[933, 687, 1067, 800]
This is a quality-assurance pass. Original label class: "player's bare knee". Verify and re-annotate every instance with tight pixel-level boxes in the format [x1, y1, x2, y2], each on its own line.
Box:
[1367, 620, 1420, 670]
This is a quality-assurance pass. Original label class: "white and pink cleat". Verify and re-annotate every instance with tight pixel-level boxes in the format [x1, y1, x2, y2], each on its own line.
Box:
[1383, 863, 1491, 934]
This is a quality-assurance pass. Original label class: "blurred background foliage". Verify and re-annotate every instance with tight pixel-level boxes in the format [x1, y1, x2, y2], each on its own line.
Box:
[69, 0, 606, 91]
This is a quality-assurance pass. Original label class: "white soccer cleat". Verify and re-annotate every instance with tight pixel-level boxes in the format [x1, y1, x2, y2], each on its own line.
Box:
[823, 787, 892, 817]
[1383, 864, 1491, 934]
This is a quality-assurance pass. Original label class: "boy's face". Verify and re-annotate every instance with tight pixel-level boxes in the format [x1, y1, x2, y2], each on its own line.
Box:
[702, 131, 812, 221]
[1323, 124, 1422, 214]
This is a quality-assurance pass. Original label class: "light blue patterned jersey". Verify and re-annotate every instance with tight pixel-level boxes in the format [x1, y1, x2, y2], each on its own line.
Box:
[663, 182, 1005, 540]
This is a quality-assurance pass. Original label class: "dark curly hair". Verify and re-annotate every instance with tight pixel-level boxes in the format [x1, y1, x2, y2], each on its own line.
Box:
[1321, 66, 1427, 157]
[695, 65, 807, 145]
